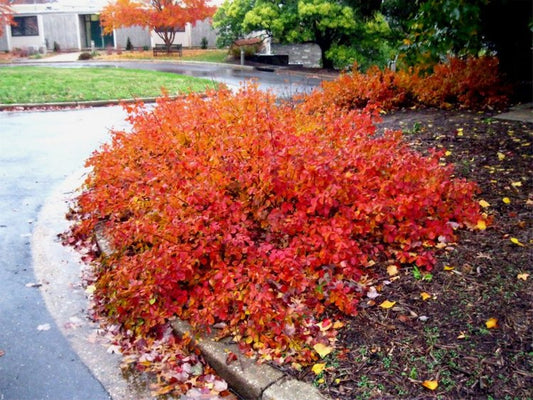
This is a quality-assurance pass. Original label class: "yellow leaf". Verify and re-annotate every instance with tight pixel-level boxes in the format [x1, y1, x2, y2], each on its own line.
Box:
[511, 181, 522, 187]
[502, 197, 511, 204]
[387, 265, 399, 276]
[517, 273, 529, 281]
[485, 318, 498, 329]
[334, 378, 341, 384]
[333, 321, 345, 329]
[497, 152, 506, 161]
[457, 332, 466, 339]
[312, 363, 326, 375]
[510, 237, 525, 247]
[476, 220, 487, 230]
[313, 343, 333, 358]
[478, 200, 490, 208]
[420, 292, 431, 301]
[443, 265, 455, 271]
[456, 128, 463, 136]
[422, 380, 439, 390]
[379, 300, 396, 309]
[445, 150, 452, 156]
[317, 378, 325, 384]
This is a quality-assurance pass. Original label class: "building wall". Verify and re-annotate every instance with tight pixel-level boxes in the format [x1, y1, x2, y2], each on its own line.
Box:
[42, 13, 79, 50]
[190, 19, 217, 48]
[9, 14, 46, 51]
[114, 26, 151, 49]
[271, 43, 322, 68]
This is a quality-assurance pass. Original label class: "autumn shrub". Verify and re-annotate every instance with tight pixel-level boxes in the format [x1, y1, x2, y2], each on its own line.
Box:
[304, 56, 509, 113]
[414, 56, 510, 110]
[69, 85, 486, 365]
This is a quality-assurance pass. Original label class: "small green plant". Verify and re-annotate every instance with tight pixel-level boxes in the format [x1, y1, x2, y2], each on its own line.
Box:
[412, 265, 433, 281]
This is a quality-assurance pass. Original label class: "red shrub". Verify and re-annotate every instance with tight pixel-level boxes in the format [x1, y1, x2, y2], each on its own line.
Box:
[69, 85, 486, 365]
[305, 56, 509, 113]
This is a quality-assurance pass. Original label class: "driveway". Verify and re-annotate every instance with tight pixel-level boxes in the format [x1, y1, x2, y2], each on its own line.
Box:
[0, 107, 141, 399]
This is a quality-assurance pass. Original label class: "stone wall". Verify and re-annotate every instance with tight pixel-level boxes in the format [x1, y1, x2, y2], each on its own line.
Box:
[271, 43, 321, 68]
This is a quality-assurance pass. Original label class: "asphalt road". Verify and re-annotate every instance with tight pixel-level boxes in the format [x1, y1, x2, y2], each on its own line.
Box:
[0, 107, 128, 400]
[0, 63, 328, 399]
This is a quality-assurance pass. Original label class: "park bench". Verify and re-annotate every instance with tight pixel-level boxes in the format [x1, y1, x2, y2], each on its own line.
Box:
[153, 44, 182, 57]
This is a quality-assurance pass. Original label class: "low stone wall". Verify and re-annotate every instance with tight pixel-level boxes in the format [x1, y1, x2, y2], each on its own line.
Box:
[271, 43, 321, 68]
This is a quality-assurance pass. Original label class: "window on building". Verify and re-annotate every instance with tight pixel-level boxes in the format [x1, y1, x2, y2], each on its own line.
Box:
[12, 16, 39, 37]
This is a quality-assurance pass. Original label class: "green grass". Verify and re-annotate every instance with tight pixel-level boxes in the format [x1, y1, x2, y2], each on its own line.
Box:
[0, 66, 218, 104]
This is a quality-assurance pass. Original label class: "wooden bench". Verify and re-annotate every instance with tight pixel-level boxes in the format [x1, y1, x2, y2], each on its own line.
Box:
[153, 44, 182, 57]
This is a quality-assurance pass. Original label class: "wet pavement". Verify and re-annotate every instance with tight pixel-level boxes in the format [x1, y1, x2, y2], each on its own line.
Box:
[0, 107, 129, 399]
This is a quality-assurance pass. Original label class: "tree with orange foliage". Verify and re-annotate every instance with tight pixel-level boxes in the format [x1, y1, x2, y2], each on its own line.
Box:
[100, 0, 216, 53]
[0, 0, 13, 37]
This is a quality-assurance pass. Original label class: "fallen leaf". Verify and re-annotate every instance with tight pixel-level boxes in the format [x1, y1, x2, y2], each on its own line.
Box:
[443, 266, 455, 271]
[478, 199, 490, 208]
[497, 152, 506, 161]
[387, 265, 399, 276]
[485, 318, 498, 329]
[85, 284, 96, 295]
[476, 220, 487, 230]
[333, 321, 345, 329]
[317, 319, 332, 331]
[445, 150, 452, 156]
[517, 273, 529, 281]
[510, 237, 525, 247]
[420, 292, 431, 301]
[314, 343, 333, 358]
[456, 128, 464, 136]
[0, 349, 4, 357]
[225, 351, 238, 365]
[367, 286, 380, 299]
[422, 380, 439, 390]
[502, 197, 511, 204]
[312, 363, 326, 375]
[457, 332, 466, 339]
[379, 300, 396, 309]
[511, 181, 522, 187]
[37, 323, 51, 331]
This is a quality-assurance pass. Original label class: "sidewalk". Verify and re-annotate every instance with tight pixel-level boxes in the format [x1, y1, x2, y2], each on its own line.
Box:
[21, 51, 82, 63]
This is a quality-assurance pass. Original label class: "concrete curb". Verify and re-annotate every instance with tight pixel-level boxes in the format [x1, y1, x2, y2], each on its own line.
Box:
[94, 228, 328, 400]
[171, 320, 326, 400]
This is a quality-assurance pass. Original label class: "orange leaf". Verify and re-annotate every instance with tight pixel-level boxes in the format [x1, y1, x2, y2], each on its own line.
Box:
[422, 380, 439, 390]
[420, 292, 431, 301]
[485, 318, 498, 329]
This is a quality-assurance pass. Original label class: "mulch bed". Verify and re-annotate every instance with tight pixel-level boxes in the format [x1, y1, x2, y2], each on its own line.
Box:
[287, 109, 532, 399]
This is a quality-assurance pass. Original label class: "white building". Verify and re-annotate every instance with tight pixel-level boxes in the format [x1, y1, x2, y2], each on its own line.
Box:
[0, 0, 217, 53]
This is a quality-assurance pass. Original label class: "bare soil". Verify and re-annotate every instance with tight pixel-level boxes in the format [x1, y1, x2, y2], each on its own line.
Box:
[288, 109, 533, 400]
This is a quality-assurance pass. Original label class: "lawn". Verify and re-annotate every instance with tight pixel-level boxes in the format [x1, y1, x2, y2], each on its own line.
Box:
[0, 66, 218, 104]
[94, 48, 230, 63]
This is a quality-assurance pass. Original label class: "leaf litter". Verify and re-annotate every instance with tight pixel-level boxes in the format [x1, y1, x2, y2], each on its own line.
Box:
[284, 109, 532, 399]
